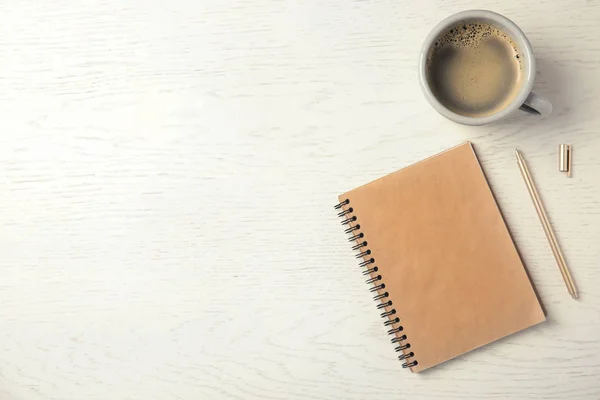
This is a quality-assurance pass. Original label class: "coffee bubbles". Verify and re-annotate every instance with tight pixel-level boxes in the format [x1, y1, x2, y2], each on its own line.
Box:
[425, 22, 524, 118]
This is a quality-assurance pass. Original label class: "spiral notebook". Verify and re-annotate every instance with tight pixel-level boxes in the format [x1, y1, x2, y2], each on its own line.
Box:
[336, 142, 545, 372]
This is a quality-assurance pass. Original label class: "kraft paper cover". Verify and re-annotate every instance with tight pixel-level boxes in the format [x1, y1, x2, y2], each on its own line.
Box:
[338, 142, 545, 372]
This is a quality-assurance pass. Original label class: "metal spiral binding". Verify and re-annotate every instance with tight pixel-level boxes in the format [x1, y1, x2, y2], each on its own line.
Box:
[335, 199, 418, 369]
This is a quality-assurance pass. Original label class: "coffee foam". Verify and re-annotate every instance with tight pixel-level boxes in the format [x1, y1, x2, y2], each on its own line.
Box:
[427, 23, 522, 69]
[425, 22, 524, 118]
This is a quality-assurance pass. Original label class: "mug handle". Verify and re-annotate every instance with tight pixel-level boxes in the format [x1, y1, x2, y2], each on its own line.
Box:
[520, 92, 552, 117]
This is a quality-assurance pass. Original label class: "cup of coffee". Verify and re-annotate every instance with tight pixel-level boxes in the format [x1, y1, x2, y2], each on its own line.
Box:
[419, 10, 551, 125]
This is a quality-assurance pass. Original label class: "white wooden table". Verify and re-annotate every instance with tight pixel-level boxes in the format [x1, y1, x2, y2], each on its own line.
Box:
[1, 1, 599, 399]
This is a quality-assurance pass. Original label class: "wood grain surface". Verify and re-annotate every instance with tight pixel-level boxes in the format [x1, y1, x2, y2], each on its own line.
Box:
[1, 0, 599, 399]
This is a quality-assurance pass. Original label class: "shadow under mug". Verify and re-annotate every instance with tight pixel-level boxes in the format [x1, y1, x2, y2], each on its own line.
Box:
[419, 10, 552, 126]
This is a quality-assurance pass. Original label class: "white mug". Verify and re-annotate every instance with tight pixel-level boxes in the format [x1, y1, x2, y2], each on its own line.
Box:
[419, 10, 552, 126]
